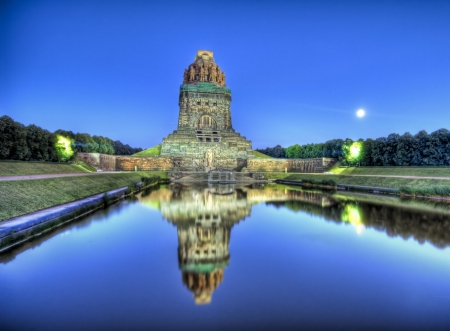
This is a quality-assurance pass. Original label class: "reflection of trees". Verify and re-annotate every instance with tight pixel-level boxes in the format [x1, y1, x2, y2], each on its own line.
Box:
[269, 199, 450, 249]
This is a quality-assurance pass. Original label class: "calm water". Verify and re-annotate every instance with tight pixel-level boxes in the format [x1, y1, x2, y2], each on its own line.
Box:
[1, 184, 450, 331]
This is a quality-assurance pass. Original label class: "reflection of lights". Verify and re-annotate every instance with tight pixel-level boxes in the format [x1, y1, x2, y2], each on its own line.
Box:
[355, 224, 364, 235]
[341, 204, 365, 235]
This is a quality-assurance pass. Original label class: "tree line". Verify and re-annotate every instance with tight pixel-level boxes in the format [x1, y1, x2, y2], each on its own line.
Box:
[256, 139, 344, 159]
[257, 129, 450, 166]
[0, 116, 142, 161]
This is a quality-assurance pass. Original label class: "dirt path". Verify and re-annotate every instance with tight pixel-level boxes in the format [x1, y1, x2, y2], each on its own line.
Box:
[0, 171, 124, 181]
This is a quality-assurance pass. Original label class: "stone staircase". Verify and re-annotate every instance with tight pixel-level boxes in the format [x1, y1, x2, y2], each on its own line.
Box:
[169, 171, 265, 182]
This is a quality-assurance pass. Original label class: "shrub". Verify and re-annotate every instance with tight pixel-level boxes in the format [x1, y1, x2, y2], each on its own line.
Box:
[321, 179, 337, 187]
[399, 186, 450, 197]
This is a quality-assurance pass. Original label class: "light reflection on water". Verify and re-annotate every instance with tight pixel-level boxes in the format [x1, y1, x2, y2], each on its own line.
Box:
[1, 183, 450, 330]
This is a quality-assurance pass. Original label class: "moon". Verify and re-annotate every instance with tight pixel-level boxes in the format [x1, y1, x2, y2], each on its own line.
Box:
[356, 109, 365, 118]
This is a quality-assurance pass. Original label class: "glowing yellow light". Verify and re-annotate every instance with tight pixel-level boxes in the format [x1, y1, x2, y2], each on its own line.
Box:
[356, 109, 365, 117]
[55, 135, 74, 161]
[350, 142, 361, 159]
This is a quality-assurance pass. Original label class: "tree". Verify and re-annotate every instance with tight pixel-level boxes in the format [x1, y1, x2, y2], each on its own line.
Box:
[411, 130, 430, 165]
[323, 139, 344, 158]
[0, 116, 28, 160]
[382, 133, 400, 166]
[285, 144, 301, 158]
[26, 124, 54, 161]
[393, 132, 414, 166]
[256, 145, 286, 158]
[92, 135, 114, 154]
[429, 129, 450, 165]
[74, 133, 98, 153]
[360, 138, 374, 166]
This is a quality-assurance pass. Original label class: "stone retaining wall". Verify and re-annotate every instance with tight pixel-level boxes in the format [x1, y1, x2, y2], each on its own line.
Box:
[78, 153, 116, 171]
[246, 158, 337, 173]
[78, 153, 337, 173]
[116, 156, 173, 171]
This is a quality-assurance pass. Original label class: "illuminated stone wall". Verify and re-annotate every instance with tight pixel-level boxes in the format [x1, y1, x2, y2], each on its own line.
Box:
[78, 153, 116, 171]
[115, 156, 173, 171]
[78, 153, 337, 173]
[246, 157, 337, 173]
[78, 153, 100, 168]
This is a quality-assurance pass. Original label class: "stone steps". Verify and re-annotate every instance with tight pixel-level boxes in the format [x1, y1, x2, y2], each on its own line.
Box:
[169, 171, 261, 182]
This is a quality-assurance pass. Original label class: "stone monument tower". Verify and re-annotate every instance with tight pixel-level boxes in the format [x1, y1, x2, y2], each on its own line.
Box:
[160, 50, 254, 170]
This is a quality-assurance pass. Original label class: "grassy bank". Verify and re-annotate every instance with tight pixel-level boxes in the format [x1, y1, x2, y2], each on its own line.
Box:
[252, 151, 273, 158]
[331, 166, 450, 177]
[264, 172, 450, 189]
[133, 144, 162, 157]
[0, 160, 92, 176]
[0, 172, 167, 221]
[399, 186, 450, 199]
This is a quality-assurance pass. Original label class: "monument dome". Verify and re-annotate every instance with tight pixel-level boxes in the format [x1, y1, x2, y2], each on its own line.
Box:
[183, 50, 226, 86]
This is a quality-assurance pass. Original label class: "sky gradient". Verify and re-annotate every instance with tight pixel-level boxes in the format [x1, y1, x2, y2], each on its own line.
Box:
[1, 0, 450, 149]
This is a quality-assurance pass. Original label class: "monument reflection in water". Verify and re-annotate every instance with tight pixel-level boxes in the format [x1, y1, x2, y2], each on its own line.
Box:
[146, 183, 337, 304]
[2, 184, 450, 330]
[140, 183, 450, 304]
[145, 183, 251, 304]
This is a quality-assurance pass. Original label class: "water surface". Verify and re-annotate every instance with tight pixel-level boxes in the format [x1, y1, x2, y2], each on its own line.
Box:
[1, 184, 450, 330]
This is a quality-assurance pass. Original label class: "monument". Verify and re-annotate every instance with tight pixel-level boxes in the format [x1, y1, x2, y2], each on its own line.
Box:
[78, 50, 337, 173]
[160, 50, 254, 171]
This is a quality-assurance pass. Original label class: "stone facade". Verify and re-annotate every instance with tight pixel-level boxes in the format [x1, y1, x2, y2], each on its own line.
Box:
[160, 50, 254, 170]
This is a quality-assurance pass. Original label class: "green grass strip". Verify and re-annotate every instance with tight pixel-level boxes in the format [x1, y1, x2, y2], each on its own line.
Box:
[332, 166, 450, 177]
[252, 151, 273, 158]
[0, 160, 88, 176]
[264, 172, 450, 189]
[133, 144, 162, 157]
[0, 172, 167, 222]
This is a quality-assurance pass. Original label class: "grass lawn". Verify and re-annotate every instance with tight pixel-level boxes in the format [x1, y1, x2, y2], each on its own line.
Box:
[0, 161, 91, 176]
[252, 151, 273, 158]
[331, 165, 450, 177]
[133, 144, 162, 157]
[0, 172, 167, 222]
[264, 172, 450, 189]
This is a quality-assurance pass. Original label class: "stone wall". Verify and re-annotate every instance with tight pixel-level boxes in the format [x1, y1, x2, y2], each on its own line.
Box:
[246, 158, 337, 173]
[161, 138, 252, 163]
[78, 152, 337, 173]
[78, 153, 116, 171]
[178, 87, 232, 130]
[116, 156, 173, 171]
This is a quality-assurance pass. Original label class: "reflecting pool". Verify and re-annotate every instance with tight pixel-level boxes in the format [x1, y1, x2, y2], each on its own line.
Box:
[1, 184, 450, 330]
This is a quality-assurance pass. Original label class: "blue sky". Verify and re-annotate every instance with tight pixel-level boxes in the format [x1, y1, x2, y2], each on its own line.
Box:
[1, 0, 450, 149]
